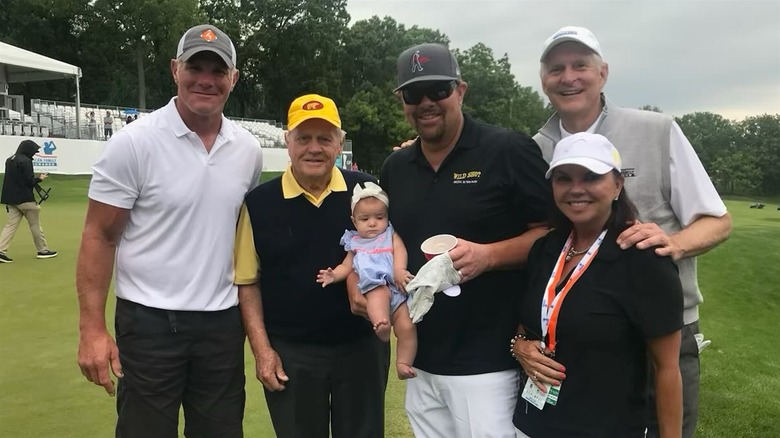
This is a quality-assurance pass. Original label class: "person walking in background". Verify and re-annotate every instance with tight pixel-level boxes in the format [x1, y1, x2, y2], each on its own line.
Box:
[235, 94, 389, 438]
[76, 24, 262, 437]
[88, 111, 98, 140]
[512, 133, 683, 438]
[528, 25, 732, 438]
[373, 42, 552, 437]
[103, 110, 113, 139]
[0, 139, 58, 263]
[125, 115, 133, 125]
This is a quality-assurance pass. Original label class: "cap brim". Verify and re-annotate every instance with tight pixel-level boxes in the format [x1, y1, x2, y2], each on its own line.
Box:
[540, 36, 597, 62]
[178, 47, 234, 69]
[287, 115, 341, 132]
[545, 157, 614, 179]
[393, 75, 459, 92]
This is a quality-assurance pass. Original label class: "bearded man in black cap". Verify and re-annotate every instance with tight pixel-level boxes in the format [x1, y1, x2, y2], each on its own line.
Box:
[365, 42, 552, 437]
[0, 139, 57, 263]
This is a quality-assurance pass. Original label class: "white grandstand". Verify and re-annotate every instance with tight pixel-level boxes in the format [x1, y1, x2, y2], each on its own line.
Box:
[4, 98, 287, 147]
[232, 118, 286, 148]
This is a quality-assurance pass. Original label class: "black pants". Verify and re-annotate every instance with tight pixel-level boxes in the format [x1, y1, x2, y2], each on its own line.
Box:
[264, 334, 390, 438]
[115, 298, 246, 438]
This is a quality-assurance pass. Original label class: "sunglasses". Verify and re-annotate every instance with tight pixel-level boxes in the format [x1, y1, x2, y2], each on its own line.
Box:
[400, 81, 458, 105]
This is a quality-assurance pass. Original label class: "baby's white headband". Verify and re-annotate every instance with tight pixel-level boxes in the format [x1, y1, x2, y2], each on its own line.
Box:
[351, 181, 389, 212]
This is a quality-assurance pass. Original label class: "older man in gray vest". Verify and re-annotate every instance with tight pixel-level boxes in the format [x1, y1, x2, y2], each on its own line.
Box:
[527, 26, 732, 438]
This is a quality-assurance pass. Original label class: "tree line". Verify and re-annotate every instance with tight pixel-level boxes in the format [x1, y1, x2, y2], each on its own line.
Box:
[2, 0, 777, 195]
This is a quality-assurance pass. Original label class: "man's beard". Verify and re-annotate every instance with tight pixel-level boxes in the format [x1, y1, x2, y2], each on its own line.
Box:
[414, 108, 446, 144]
[417, 122, 446, 144]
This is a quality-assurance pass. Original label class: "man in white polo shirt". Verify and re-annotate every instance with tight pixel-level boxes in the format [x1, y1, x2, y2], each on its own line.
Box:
[76, 24, 262, 437]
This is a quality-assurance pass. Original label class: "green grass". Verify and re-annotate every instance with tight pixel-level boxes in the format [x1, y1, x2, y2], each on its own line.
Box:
[0, 174, 411, 437]
[696, 199, 780, 438]
[0, 176, 778, 437]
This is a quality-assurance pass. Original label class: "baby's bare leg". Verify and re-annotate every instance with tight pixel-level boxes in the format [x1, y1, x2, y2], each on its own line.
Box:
[366, 286, 392, 342]
[392, 302, 417, 380]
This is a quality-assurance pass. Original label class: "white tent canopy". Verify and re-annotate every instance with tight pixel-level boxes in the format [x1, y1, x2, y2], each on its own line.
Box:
[0, 42, 82, 82]
[0, 41, 82, 136]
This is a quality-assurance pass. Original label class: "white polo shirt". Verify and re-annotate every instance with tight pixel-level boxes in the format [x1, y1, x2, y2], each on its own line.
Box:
[89, 98, 263, 311]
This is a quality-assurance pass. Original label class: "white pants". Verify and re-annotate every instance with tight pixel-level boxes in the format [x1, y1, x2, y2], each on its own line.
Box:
[405, 368, 520, 438]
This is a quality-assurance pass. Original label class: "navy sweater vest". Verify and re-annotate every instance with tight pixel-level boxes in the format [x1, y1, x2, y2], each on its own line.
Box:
[244, 170, 376, 343]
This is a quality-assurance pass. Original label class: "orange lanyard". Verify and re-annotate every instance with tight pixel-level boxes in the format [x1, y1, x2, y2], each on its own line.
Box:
[541, 229, 607, 354]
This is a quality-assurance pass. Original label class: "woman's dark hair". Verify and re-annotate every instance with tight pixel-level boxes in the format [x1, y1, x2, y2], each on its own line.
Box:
[548, 170, 639, 234]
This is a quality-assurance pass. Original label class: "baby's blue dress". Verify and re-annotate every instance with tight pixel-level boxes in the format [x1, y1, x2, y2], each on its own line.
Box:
[341, 223, 406, 313]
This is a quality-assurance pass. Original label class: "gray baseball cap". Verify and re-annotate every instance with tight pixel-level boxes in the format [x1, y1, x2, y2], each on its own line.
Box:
[394, 43, 461, 92]
[176, 24, 237, 69]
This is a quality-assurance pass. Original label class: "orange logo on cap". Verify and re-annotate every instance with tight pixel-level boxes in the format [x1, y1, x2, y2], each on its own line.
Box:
[200, 29, 217, 42]
[303, 101, 324, 111]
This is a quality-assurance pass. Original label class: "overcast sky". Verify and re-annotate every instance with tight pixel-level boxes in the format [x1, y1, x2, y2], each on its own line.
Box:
[347, 0, 780, 121]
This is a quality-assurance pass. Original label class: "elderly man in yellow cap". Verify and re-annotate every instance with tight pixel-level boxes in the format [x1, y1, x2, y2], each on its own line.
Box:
[234, 94, 390, 438]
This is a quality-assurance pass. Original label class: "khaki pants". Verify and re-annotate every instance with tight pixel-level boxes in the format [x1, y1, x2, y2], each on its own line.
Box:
[0, 202, 49, 253]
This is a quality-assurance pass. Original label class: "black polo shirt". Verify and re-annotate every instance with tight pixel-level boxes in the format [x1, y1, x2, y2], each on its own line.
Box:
[513, 228, 683, 437]
[380, 113, 552, 375]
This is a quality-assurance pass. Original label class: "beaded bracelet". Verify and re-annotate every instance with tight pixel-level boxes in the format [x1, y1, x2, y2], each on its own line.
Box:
[509, 333, 531, 361]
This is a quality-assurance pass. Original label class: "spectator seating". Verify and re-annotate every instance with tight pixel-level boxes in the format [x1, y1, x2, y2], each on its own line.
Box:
[29, 99, 150, 139]
[17, 99, 287, 147]
[234, 119, 286, 148]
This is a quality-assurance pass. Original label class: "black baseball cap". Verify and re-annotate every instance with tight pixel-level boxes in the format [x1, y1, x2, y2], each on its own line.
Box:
[176, 24, 237, 69]
[394, 43, 461, 92]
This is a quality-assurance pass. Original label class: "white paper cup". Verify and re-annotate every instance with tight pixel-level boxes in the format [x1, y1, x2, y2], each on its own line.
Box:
[420, 234, 458, 260]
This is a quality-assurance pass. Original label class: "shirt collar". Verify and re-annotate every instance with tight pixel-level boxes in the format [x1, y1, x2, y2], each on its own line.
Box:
[559, 109, 606, 138]
[281, 164, 348, 207]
